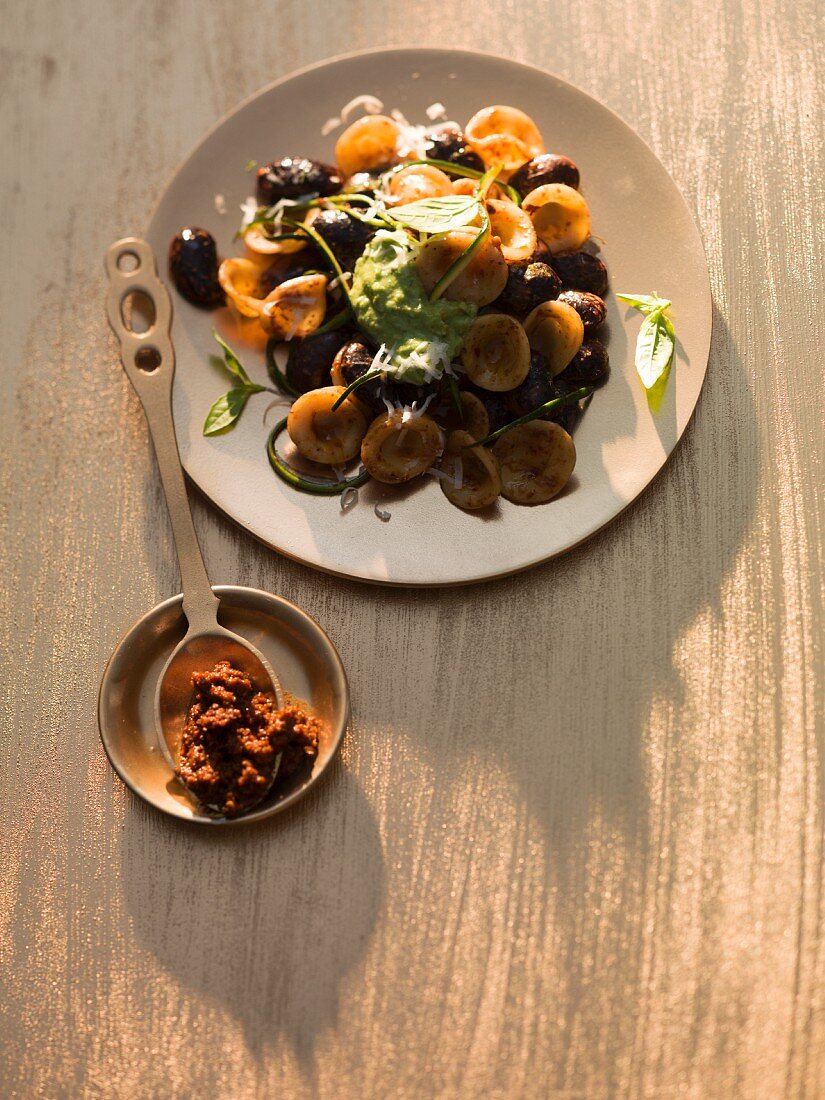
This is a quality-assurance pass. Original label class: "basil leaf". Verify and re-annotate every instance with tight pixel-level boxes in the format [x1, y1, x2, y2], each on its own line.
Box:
[390, 194, 480, 233]
[635, 309, 675, 389]
[213, 331, 253, 385]
[203, 384, 264, 435]
[616, 292, 671, 314]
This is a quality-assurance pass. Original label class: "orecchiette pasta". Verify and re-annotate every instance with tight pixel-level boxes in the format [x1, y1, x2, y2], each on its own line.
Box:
[335, 114, 400, 176]
[465, 106, 544, 171]
[287, 386, 367, 465]
[218, 257, 267, 318]
[493, 421, 576, 504]
[439, 430, 502, 510]
[259, 273, 328, 339]
[485, 199, 537, 264]
[415, 229, 508, 306]
[523, 300, 585, 375]
[461, 313, 531, 391]
[522, 183, 591, 253]
[386, 164, 453, 205]
[360, 412, 443, 483]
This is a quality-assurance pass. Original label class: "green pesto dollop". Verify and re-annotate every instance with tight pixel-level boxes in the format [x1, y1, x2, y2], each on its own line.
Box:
[349, 231, 477, 385]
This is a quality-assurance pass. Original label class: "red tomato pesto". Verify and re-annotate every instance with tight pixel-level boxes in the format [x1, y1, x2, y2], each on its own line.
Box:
[175, 660, 320, 816]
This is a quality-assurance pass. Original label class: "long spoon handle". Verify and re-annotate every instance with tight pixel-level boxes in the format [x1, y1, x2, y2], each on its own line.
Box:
[104, 237, 220, 634]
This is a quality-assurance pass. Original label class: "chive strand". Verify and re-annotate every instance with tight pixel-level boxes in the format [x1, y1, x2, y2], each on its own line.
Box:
[468, 387, 594, 448]
[330, 368, 385, 411]
[265, 338, 300, 396]
[267, 419, 370, 495]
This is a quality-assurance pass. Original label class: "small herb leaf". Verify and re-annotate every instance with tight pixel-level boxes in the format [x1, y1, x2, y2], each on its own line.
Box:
[617, 292, 677, 391]
[635, 309, 675, 389]
[213, 331, 253, 385]
[204, 388, 252, 435]
[390, 194, 480, 234]
[616, 292, 671, 314]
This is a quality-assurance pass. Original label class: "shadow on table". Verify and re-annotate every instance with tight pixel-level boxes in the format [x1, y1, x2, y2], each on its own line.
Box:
[119, 757, 384, 1070]
[423, 300, 759, 1085]
[294, 300, 758, 1089]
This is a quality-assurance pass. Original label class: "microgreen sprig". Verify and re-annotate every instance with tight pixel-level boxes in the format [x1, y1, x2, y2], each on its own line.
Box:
[203, 332, 274, 435]
[616, 292, 676, 392]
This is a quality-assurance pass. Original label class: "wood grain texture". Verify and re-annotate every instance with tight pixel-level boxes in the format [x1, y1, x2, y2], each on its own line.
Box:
[0, 2, 823, 1097]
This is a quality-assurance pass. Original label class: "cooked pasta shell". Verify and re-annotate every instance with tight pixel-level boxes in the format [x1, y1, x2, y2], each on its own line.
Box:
[451, 177, 504, 200]
[287, 385, 367, 465]
[335, 114, 401, 177]
[415, 229, 508, 306]
[465, 106, 544, 171]
[523, 300, 584, 375]
[259, 273, 328, 339]
[461, 313, 531, 391]
[493, 420, 576, 504]
[456, 392, 490, 439]
[386, 164, 453, 205]
[439, 430, 502, 510]
[485, 199, 537, 264]
[360, 411, 443, 484]
[217, 257, 266, 318]
[521, 183, 591, 254]
[243, 221, 307, 257]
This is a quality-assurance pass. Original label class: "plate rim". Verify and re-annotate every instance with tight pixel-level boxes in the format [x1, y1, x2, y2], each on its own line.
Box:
[145, 46, 713, 588]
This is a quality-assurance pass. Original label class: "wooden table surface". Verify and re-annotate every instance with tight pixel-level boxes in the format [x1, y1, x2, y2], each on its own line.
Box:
[2, 2, 823, 1097]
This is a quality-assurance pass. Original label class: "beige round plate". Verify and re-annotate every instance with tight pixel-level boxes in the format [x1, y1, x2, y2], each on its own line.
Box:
[98, 586, 349, 824]
[145, 48, 712, 586]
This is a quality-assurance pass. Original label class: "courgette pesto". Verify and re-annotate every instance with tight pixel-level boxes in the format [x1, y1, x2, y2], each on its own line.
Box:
[349, 230, 477, 385]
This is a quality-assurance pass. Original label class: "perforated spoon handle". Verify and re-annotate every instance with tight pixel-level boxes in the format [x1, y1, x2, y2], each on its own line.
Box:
[104, 237, 220, 635]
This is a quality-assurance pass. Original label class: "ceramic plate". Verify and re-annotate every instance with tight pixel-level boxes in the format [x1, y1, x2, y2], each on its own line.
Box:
[145, 48, 711, 586]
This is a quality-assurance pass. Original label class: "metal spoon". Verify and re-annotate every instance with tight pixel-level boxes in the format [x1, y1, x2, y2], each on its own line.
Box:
[104, 236, 281, 809]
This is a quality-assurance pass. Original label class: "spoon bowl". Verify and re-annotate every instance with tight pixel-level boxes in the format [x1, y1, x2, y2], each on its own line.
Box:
[155, 626, 282, 774]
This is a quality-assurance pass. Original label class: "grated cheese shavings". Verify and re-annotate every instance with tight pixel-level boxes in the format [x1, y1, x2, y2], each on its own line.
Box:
[239, 195, 258, 230]
[321, 94, 385, 137]
[390, 107, 429, 159]
[425, 102, 447, 121]
[340, 487, 359, 512]
[214, 193, 227, 214]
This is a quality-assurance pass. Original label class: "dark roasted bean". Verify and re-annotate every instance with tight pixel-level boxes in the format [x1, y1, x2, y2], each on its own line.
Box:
[168, 227, 224, 308]
[492, 261, 561, 316]
[558, 339, 610, 386]
[557, 289, 607, 334]
[286, 329, 354, 394]
[256, 157, 341, 205]
[311, 210, 376, 273]
[422, 124, 485, 171]
[504, 351, 556, 416]
[331, 341, 384, 414]
[550, 251, 609, 296]
[510, 154, 580, 196]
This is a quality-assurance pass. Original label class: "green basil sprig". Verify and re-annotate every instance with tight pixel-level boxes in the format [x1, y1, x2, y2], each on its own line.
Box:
[203, 332, 268, 435]
[616, 293, 676, 391]
[389, 194, 481, 234]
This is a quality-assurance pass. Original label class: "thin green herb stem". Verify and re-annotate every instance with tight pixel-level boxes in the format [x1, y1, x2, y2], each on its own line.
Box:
[468, 386, 594, 448]
[429, 206, 490, 302]
[282, 216, 353, 309]
[384, 158, 522, 205]
[330, 368, 385, 412]
[314, 308, 350, 336]
[266, 338, 300, 396]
